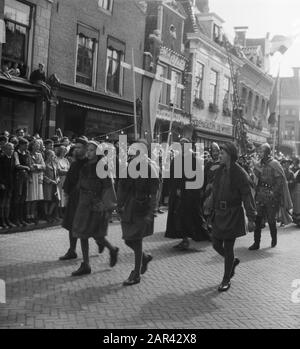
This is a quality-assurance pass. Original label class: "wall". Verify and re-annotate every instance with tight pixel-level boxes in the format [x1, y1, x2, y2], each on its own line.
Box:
[48, 0, 146, 102]
[0, 0, 4, 60]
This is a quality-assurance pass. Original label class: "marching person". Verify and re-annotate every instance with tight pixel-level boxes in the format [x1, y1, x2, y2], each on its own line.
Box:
[59, 137, 89, 260]
[71, 141, 119, 277]
[210, 142, 256, 292]
[249, 143, 292, 250]
[165, 138, 210, 250]
[117, 139, 159, 286]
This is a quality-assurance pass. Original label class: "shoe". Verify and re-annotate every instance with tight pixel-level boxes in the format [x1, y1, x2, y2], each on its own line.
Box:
[109, 247, 119, 268]
[123, 271, 141, 286]
[141, 254, 153, 275]
[173, 240, 189, 250]
[59, 250, 77, 261]
[6, 220, 17, 228]
[271, 238, 277, 248]
[218, 281, 231, 292]
[97, 243, 105, 254]
[249, 243, 260, 251]
[71, 263, 91, 277]
[230, 258, 240, 279]
[157, 209, 164, 214]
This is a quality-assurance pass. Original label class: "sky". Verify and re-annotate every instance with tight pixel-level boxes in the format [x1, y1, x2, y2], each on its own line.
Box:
[209, 0, 300, 77]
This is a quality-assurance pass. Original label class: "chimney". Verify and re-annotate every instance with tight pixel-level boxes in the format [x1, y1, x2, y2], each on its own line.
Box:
[234, 26, 248, 47]
[292, 67, 300, 79]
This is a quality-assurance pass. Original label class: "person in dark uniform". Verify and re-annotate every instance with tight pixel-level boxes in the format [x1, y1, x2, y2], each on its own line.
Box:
[0, 143, 16, 229]
[117, 139, 159, 286]
[210, 142, 256, 292]
[165, 138, 210, 250]
[59, 137, 89, 260]
[71, 141, 119, 276]
[13, 138, 31, 226]
[249, 143, 292, 250]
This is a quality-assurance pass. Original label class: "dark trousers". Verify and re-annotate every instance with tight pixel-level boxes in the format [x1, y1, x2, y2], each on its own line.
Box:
[254, 204, 278, 244]
[213, 237, 236, 283]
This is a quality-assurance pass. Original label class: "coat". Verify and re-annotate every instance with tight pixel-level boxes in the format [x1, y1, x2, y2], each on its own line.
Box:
[62, 158, 88, 231]
[117, 160, 159, 241]
[211, 163, 257, 240]
[165, 153, 210, 241]
[72, 160, 112, 239]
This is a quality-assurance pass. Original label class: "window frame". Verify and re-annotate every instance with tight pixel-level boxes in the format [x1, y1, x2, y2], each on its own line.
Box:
[170, 68, 183, 109]
[105, 36, 125, 96]
[157, 63, 168, 106]
[98, 0, 114, 14]
[193, 61, 205, 101]
[75, 23, 99, 89]
[209, 69, 218, 105]
[2, 0, 34, 77]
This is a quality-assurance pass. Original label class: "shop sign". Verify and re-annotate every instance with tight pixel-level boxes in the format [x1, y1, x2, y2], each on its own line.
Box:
[192, 119, 232, 136]
[157, 107, 190, 125]
[159, 47, 186, 71]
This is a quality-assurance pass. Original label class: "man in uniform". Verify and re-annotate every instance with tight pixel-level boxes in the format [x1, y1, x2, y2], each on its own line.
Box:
[249, 143, 292, 250]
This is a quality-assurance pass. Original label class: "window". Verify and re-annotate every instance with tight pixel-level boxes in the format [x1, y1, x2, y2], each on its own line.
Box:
[213, 24, 221, 43]
[170, 70, 182, 108]
[292, 109, 297, 116]
[209, 69, 218, 104]
[194, 62, 204, 101]
[106, 37, 125, 95]
[222, 76, 231, 114]
[157, 64, 168, 105]
[284, 121, 295, 140]
[98, 0, 114, 12]
[2, 0, 33, 78]
[76, 24, 98, 87]
[285, 109, 289, 116]
[254, 95, 259, 117]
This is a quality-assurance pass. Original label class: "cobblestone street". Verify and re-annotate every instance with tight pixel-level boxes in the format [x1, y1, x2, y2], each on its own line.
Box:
[1, 213, 300, 329]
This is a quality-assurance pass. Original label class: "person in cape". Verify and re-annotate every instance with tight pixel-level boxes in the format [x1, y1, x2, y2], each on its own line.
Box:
[249, 143, 293, 250]
[71, 141, 119, 276]
[117, 139, 159, 286]
[165, 138, 210, 251]
[210, 142, 256, 292]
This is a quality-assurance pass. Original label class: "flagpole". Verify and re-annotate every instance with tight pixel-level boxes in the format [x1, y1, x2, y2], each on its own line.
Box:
[132, 49, 138, 140]
[277, 75, 282, 154]
[166, 76, 178, 146]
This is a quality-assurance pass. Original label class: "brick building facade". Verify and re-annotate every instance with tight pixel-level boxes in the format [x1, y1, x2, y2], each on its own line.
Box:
[47, 0, 146, 139]
[0, 0, 53, 136]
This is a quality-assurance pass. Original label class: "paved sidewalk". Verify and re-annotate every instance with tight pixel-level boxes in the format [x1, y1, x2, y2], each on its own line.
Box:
[0, 213, 300, 329]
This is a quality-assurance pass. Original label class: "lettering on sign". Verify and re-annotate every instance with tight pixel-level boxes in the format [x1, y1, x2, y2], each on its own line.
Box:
[192, 119, 232, 136]
[157, 108, 190, 125]
[159, 47, 186, 71]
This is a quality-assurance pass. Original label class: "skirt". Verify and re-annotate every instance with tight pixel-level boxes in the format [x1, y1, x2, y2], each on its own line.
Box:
[27, 173, 44, 202]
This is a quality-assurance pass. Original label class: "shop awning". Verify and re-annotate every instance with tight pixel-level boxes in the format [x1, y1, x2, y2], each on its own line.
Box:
[63, 99, 134, 117]
[0, 74, 43, 98]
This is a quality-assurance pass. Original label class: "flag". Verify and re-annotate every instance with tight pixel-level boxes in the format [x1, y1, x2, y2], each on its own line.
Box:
[268, 73, 279, 125]
[270, 35, 294, 55]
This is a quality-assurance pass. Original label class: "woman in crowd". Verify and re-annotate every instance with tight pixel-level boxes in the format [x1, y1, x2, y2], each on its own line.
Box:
[71, 141, 119, 277]
[43, 150, 60, 222]
[57, 145, 70, 218]
[26, 140, 45, 224]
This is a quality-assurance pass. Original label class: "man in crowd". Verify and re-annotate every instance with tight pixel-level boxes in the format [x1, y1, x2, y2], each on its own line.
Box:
[249, 143, 292, 250]
[0, 143, 16, 229]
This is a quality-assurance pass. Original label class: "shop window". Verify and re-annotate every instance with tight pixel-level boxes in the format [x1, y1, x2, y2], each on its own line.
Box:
[106, 37, 125, 95]
[76, 24, 98, 87]
[1, 0, 34, 78]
